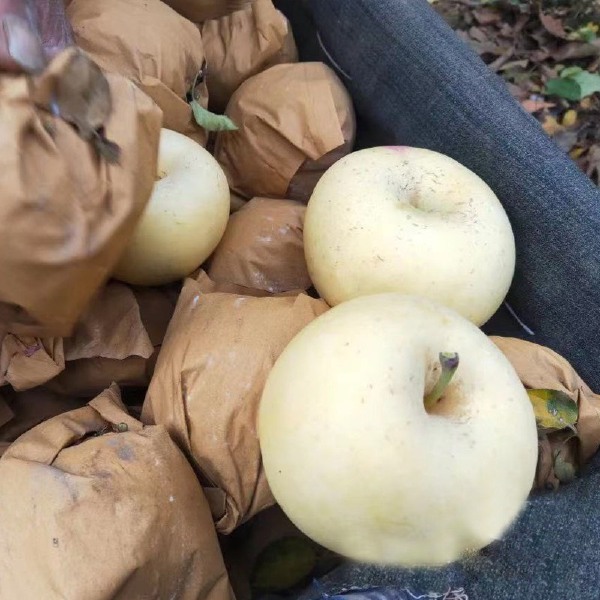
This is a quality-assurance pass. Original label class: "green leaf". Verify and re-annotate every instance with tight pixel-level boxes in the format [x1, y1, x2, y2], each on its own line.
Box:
[250, 537, 317, 593]
[545, 77, 583, 101]
[526, 389, 579, 431]
[560, 66, 583, 79]
[572, 70, 600, 99]
[545, 67, 600, 101]
[190, 99, 238, 132]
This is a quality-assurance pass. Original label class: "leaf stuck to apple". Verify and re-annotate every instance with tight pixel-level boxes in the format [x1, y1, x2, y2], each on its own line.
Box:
[424, 351, 459, 411]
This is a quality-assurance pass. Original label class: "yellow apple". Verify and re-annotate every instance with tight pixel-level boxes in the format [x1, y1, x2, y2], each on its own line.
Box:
[113, 128, 230, 286]
[258, 293, 538, 567]
[303, 146, 516, 326]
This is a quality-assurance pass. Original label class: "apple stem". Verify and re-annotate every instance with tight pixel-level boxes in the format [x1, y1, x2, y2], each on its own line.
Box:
[424, 352, 459, 410]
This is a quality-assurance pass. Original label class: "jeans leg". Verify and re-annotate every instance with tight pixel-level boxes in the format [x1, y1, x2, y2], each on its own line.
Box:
[277, 0, 600, 391]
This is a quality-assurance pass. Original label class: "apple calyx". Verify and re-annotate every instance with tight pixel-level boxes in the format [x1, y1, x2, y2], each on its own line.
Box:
[424, 352, 459, 410]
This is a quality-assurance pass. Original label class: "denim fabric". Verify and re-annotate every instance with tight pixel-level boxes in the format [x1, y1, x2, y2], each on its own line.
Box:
[272, 1, 600, 597]
[276, 0, 600, 392]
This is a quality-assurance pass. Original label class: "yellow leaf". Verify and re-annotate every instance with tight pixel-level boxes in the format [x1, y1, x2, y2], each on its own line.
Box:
[570, 147, 586, 159]
[562, 109, 578, 127]
[542, 116, 562, 136]
[527, 389, 579, 431]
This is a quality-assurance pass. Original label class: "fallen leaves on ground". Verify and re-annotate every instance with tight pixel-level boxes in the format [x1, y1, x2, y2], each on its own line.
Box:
[433, 0, 600, 185]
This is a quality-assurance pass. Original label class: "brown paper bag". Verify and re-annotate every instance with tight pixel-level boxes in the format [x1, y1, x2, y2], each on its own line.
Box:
[492, 336, 600, 490]
[0, 387, 86, 454]
[68, 0, 209, 146]
[162, 0, 254, 22]
[2, 282, 178, 395]
[202, 0, 298, 113]
[0, 336, 65, 391]
[192, 268, 299, 297]
[46, 283, 178, 396]
[0, 49, 161, 338]
[0, 385, 233, 600]
[214, 62, 356, 202]
[142, 277, 329, 533]
[207, 197, 311, 293]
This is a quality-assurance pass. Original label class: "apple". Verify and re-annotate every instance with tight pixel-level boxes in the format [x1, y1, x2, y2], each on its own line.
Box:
[258, 293, 538, 567]
[113, 128, 230, 286]
[303, 146, 516, 326]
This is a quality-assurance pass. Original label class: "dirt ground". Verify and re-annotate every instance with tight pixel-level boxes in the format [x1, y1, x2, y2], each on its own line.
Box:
[432, 0, 600, 185]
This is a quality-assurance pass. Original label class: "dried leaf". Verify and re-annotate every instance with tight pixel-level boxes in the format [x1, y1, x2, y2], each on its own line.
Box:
[91, 132, 121, 165]
[570, 146, 586, 159]
[527, 389, 579, 431]
[53, 50, 112, 139]
[542, 115, 562, 135]
[539, 12, 568, 39]
[521, 98, 555, 113]
[473, 8, 501, 25]
[552, 40, 600, 61]
[562, 109, 578, 126]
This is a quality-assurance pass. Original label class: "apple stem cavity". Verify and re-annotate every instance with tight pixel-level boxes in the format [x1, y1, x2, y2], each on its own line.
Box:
[424, 352, 459, 410]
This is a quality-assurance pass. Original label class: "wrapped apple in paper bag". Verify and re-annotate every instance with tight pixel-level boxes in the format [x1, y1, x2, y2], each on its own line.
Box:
[0, 48, 161, 338]
[0, 388, 86, 457]
[258, 293, 538, 567]
[142, 276, 328, 533]
[162, 0, 254, 22]
[0, 385, 233, 600]
[214, 62, 356, 202]
[303, 146, 516, 326]
[491, 336, 600, 491]
[201, 0, 298, 113]
[207, 197, 311, 294]
[68, 0, 210, 146]
[114, 129, 230, 286]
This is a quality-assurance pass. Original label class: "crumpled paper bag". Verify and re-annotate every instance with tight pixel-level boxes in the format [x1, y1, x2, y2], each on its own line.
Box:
[207, 197, 310, 293]
[202, 0, 298, 113]
[0, 48, 161, 338]
[492, 336, 600, 490]
[192, 268, 296, 297]
[142, 276, 329, 534]
[0, 384, 233, 600]
[214, 62, 356, 202]
[163, 0, 254, 23]
[0, 336, 65, 391]
[1, 282, 178, 395]
[47, 283, 179, 396]
[0, 388, 86, 457]
[68, 0, 209, 146]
